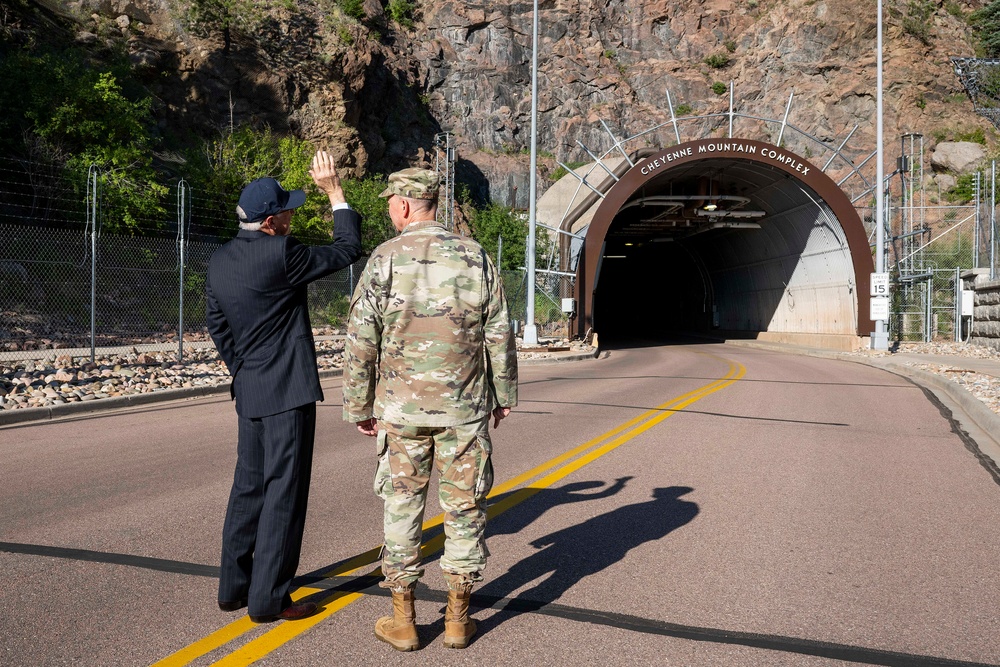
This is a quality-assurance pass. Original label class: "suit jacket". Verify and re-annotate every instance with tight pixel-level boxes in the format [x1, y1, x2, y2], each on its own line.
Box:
[206, 208, 362, 418]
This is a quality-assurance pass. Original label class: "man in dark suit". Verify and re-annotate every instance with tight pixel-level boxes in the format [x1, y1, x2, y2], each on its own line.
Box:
[206, 150, 362, 623]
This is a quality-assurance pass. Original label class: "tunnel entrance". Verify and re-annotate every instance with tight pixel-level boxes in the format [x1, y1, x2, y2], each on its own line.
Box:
[574, 139, 874, 350]
[594, 241, 709, 341]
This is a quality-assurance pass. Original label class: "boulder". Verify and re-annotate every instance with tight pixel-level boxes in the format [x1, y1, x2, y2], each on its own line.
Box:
[930, 141, 987, 174]
[934, 172, 956, 193]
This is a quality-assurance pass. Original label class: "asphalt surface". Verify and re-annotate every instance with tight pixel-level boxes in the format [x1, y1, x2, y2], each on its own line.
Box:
[2, 341, 999, 666]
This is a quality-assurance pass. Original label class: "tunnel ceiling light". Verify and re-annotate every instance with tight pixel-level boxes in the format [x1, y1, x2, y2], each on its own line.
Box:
[620, 195, 751, 211]
[695, 208, 766, 219]
[710, 221, 761, 229]
[703, 202, 718, 211]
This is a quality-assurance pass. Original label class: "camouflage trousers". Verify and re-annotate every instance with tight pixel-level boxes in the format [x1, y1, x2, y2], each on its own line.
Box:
[374, 417, 494, 591]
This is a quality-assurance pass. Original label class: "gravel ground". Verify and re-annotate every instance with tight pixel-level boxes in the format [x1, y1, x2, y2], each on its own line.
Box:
[3, 337, 995, 416]
[0, 340, 344, 411]
[846, 341, 1000, 415]
[0, 336, 597, 412]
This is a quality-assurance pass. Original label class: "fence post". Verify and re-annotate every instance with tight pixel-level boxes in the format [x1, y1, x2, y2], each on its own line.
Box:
[87, 164, 99, 363]
[975, 172, 981, 267]
[954, 266, 961, 343]
[925, 276, 932, 342]
[177, 180, 190, 361]
[992, 161, 996, 279]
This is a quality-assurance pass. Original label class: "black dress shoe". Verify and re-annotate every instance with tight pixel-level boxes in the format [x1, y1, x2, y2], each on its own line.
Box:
[218, 599, 248, 612]
[250, 601, 319, 623]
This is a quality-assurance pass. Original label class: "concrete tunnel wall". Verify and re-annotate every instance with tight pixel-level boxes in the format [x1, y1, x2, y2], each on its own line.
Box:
[573, 139, 875, 348]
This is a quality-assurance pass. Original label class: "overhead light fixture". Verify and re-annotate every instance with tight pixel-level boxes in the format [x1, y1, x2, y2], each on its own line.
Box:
[703, 175, 717, 211]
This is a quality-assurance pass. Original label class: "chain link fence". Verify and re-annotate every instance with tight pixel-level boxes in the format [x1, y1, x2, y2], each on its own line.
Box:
[0, 157, 362, 364]
[885, 186, 995, 342]
[501, 269, 575, 341]
[8, 152, 999, 356]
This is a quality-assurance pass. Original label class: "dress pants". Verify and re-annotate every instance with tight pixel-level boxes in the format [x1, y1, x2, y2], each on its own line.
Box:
[219, 403, 316, 616]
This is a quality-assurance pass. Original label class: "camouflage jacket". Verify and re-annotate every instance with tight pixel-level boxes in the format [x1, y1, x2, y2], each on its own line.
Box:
[343, 220, 518, 426]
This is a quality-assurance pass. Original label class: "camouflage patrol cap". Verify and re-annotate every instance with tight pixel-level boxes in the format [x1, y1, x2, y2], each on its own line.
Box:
[379, 168, 441, 200]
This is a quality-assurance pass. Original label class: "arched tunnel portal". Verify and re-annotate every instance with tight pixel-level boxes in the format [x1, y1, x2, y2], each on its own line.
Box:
[573, 139, 874, 350]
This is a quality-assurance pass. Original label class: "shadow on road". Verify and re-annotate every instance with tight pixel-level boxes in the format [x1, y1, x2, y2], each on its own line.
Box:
[473, 485, 699, 639]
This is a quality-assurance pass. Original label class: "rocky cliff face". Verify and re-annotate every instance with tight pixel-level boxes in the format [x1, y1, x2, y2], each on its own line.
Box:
[27, 0, 997, 205]
[415, 0, 991, 203]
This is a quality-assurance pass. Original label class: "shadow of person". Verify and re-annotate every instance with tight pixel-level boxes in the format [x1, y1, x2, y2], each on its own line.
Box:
[489, 477, 634, 538]
[472, 486, 699, 638]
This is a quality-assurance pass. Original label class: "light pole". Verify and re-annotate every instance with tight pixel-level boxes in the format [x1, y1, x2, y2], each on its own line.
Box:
[523, 0, 540, 346]
[872, 0, 889, 350]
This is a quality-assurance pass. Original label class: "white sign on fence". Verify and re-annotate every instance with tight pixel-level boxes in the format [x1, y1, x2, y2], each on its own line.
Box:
[870, 272, 890, 296]
[870, 296, 890, 321]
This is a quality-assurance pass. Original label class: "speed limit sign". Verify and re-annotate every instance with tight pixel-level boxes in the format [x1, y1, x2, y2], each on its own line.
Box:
[870, 272, 889, 296]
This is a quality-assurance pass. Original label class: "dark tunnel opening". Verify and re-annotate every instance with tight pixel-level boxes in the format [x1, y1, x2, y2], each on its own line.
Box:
[594, 240, 710, 342]
[572, 140, 874, 349]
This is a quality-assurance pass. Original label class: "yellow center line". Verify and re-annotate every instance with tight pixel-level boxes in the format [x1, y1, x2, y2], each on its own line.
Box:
[153, 354, 744, 666]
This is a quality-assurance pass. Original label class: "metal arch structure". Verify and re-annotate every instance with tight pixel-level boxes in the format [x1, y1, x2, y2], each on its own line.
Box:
[573, 139, 873, 341]
[952, 57, 1000, 130]
[537, 84, 882, 348]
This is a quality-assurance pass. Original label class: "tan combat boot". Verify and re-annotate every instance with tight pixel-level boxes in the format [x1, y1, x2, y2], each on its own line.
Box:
[374, 587, 419, 651]
[443, 583, 476, 649]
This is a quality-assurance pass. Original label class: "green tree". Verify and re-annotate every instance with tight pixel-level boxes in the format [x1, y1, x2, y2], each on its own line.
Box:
[704, 53, 730, 68]
[339, 0, 365, 20]
[470, 202, 527, 271]
[972, 1, 1000, 57]
[186, 125, 283, 227]
[185, 126, 391, 244]
[386, 0, 415, 28]
[902, 0, 935, 45]
[945, 173, 976, 203]
[0, 48, 166, 230]
[343, 176, 394, 252]
[186, 0, 265, 50]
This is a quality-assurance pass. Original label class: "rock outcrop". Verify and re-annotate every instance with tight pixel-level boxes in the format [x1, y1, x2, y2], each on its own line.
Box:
[15, 0, 999, 204]
[930, 140, 987, 173]
[415, 0, 993, 203]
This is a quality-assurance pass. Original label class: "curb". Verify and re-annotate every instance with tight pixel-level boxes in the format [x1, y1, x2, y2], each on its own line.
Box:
[518, 348, 602, 365]
[0, 349, 602, 427]
[724, 339, 1000, 468]
[0, 368, 344, 427]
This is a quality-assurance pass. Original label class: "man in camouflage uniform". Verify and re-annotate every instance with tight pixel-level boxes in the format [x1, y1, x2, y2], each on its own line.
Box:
[343, 167, 517, 651]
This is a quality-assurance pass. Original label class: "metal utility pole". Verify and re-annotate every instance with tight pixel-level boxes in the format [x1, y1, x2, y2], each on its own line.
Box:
[87, 165, 99, 363]
[434, 132, 456, 230]
[176, 180, 190, 362]
[992, 161, 997, 279]
[523, 0, 540, 346]
[872, 0, 889, 350]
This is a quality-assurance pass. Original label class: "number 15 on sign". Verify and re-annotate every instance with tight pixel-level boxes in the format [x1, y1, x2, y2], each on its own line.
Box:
[870, 272, 889, 296]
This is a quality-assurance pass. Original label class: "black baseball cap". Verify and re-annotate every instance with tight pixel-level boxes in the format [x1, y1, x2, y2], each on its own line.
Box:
[236, 177, 306, 223]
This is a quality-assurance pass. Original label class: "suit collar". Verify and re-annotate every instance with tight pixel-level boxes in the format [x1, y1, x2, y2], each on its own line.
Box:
[236, 229, 268, 239]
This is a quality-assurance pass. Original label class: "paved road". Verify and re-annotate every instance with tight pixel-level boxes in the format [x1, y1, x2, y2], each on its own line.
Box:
[2, 342, 998, 666]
